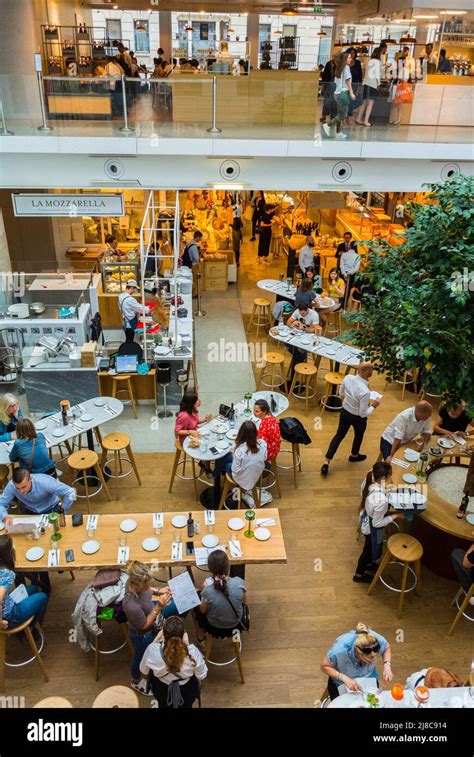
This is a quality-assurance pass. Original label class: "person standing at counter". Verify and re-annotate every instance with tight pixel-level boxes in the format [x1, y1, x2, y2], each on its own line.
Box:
[347, 47, 363, 122]
[322, 50, 356, 140]
[257, 204, 275, 264]
[9, 419, 56, 477]
[250, 191, 265, 241]
[105, 235, 125, 260]
[420, 43, 437, 76]
[298, 236, 316, 275]
[357, 47, 382, 128]
[118, 279, 150, 341]
[103, 57, 124, 116]
[0, 394, 23, 442]
[438, 50, 453, 75]
[336, 232, 357, 261]
[181, 231, 203, 270]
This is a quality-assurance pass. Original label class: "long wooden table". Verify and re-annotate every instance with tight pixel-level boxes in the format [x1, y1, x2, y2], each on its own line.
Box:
[7, 509, 287, 573]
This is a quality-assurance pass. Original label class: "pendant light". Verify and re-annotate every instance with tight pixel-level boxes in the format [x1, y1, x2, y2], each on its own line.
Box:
[400, 33, 417, 44]
[281, 4, 298, 15]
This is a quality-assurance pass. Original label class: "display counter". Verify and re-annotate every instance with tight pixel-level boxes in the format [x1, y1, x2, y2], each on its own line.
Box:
[409, 75, 473, 127]
[335, 210, 405, 252]
[46, 92, 112, 119]
[171, 70, 320, 125]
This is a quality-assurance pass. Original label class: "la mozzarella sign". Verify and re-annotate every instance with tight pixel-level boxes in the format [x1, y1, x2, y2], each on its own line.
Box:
[12, 193, 124, 217]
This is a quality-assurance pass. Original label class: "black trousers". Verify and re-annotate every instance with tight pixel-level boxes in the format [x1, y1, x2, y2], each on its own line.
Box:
[325, 408, 367, 460]
[355, 533, 373, 576]
[251, 210, 260, 237]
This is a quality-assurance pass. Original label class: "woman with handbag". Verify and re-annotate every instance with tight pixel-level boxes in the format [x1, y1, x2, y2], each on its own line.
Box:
[140, 616, 207, 708]
[9, 418, 56, 476]
[193, 550, 248, 644]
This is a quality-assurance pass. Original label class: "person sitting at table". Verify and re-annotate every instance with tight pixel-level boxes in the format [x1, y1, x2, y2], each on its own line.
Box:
[122, 560, 180, 696]
[321, 621, 392, 700]
[295, 278, 317, 310]
[380, 401, 433, 463]
[140, 615, 207, 708]
[193, 550, 247, 644]
[9, 418, 57, 477]
[231, 421, 268, 506]
[117, 330, 144, 361]
[433, 400, 473, 440]
[451, 543, 474, 594]
[286, 305, 320, 386]
[0, 468, 76, 525]
[174, 391, 215, 481]
[353, 462, 403, 583]
[298, 236, 316, 275]
[327, 268, 345, 310]
[253, 399, 281, 463]
[0, 534, 48, 643]
[406, 667, 462, 690]
[0, 393, 23, 442]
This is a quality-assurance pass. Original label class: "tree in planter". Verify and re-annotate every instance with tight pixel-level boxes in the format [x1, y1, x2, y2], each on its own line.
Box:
[341, 175, 474, 408]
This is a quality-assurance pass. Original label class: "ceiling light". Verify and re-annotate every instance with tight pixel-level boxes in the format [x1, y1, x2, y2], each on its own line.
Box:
[413, 14, 439, 19]
[439, 10, 467, 14]
[281, 4, 298, 16]
[400, 34, 417, 44]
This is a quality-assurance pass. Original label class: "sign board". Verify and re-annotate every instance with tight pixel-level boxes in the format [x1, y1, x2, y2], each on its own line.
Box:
[12, 193, 125, 217]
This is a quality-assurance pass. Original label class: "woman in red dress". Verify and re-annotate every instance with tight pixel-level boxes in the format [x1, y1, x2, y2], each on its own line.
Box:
[253, 399, 281, 461]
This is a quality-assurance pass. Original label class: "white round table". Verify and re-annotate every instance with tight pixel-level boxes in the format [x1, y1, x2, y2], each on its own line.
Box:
[257, 279, 336, 311]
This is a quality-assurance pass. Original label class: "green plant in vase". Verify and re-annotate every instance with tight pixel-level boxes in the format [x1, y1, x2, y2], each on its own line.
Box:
[48, 511, 60, 534]
[365, 693, 380, 708]
[244, 392, 252, 416]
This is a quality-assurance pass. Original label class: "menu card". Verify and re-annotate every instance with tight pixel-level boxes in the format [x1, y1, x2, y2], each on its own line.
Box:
[168, 571, 200, 614]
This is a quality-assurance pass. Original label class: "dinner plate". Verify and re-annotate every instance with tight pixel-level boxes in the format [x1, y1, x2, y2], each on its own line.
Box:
[79, 414, 93, 423]
[404, 449, 420, 462]
[53, 428, 66, 437]
[466, 514, 474, 525]
[81, 540, 100, 555]
[438, 438, 455, 449]
[216, 441, 229, 451]
[254, 527, 271, 541]
[35, 421, 47, 431]
[120, 518, 137, 533]
[228, 517, 245, 531]
[142, 537, 160, 552]
[300, 337, 312, 345]
[202, 534, 219, 548]
[429, 447, 443, 456]
[226, 430, 238, 441]
[210, 421, 228, 434]
[402, 473, 418, 484]
[325, 349, 337, 355]
[26, 547, 45, 562]
[94, 398, 106, 406]
[171, 515, 187, 528]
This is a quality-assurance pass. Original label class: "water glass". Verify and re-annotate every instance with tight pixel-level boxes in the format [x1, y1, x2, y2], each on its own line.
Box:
[207, 522, 214, 533]
[87, 528, 95, 539]
[32, 527, 40, 541]
[118, 534, 127, 547]
[173, 532, 181, 544]
[154, 527, 161, 536]
[194, 521, 201, 535]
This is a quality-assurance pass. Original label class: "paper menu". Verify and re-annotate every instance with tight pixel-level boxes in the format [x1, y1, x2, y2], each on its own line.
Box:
[168, 571, 201, 614]
[194, 544, 227, 567]
[10, 584, 29, 604]
[370, 391, 383, 401]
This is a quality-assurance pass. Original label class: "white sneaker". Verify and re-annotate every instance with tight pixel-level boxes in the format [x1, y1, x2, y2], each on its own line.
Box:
[469, 597, 474, 606]
[259, 490, 273, 507]
[131, 679, 153, 696]
[322, 123, 331, 137]
[241, 491, 255, 507]
[335, 132, 347, 140]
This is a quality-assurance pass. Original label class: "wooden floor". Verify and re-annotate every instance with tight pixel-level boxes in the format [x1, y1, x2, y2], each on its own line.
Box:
[5, 234, 472, 708]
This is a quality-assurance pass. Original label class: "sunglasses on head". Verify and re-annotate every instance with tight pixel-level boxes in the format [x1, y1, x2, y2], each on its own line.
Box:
[359, 643, 380, 655]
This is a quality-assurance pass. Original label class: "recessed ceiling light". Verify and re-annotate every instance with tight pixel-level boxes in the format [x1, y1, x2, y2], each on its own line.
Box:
[413, 14, 439, 19]
[439, 10, 467, 14]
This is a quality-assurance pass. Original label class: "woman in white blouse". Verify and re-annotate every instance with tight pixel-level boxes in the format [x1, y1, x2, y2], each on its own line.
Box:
[139, 615, 207, 708]
[231, 420, 267, 503]
[357, 47, 382, 127]
[353, 462, 403, 583]
[322, 50, 356, 140]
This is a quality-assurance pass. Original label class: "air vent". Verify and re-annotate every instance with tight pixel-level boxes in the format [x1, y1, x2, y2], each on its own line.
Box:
[332, 161, 353, 183]
[440, 163, 461, 181]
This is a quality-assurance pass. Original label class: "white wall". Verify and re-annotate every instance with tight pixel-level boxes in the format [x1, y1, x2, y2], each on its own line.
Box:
[171, 13, 248, 63]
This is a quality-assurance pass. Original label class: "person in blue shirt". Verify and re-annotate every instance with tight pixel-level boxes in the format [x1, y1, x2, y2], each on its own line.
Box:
[0, 468, 76, 525]
[321, 622, 393, 700]
[437, 49, 452, 74]
[0, 393, 23, 442]
[9, 418, 56, 476]
[0, 534, 48, 642]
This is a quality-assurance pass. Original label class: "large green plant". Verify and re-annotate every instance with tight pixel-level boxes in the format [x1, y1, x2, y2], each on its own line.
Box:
[341, 175, 474, 407]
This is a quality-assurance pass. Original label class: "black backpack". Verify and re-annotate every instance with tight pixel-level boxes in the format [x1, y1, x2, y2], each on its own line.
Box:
[181, 242, 195, 268]
[279, 417, 312, 445]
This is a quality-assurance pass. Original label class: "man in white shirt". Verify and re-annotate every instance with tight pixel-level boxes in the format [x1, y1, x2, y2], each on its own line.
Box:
[321, 362, 380, 474]
[380, 401, 433, 463]
[118, 279, 150, 340]
[340, 248, 361, 308]
[298, 237, 315, 275]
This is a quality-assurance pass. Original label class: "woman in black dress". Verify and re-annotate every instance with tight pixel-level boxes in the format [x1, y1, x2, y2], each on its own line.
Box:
[258, 204, 275, 263]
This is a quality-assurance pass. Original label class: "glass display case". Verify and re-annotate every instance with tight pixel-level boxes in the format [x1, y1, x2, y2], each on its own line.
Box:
[100, 260, 140, 293]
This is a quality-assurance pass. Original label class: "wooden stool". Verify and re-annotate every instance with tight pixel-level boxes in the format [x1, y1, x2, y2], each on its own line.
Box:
[448, 584, 474, 636]
[288, 363, 317, 416]
[248, 298, 271, 338]
[100, 432, 141, 500]
[367, 533, 423, 618]
[33, 697, 73, 708]
[92, 685, 139, 708]
[91, 617, 133, 682]
[111, 374, 137, 418]
[276, 443, 301, 489]
[0, 617, 48, 692]
[185, 358, 198, 391]
[323, 310, 341, 338]
[68, 449, 111, 513]
[0, 464, 9, 491]
[169, 440, 199, 501]
[205, 633, 245, 684]
[260, 458, 282, 498]
[320, 371, 345, 415]
[257, 351, 285, 390]
[218, 472, 261, 510]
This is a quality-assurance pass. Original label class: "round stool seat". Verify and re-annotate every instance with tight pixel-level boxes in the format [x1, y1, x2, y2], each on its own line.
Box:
[264, 351, 285, 365]
[92, 685, 139, 709]
[34, 697, 73, 708]
[294, 363, 317, 378]
[112, 374, 132, 383]
[102, 432, 131, 451]
[387, 533, 423, 563]
[68, 449, 99, 471]
[324, 371, 344, 386]
[0, 616, 34, 636]
[254, 297, 270, 308]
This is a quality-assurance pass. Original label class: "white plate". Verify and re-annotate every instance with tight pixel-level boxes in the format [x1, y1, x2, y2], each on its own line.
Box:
[171, 515, 187, 528]
[155, 346, 171, 355]
[81, 540, 100, 555]
[404, 449, 420, 462]
[94, 398, 106, 406]
[325, 349, 337, 355]
[466, 514, 474, 525]
[411, 492, 427, 506]
[216, 441, 229, 451]
[202, 534, 219, 548]
[438, 438, 455, 449]
[25, 547, 45, 562]
[53, 428, 66, 438]
[120, 518, 137, 533]
[142, 537, 160, 552]
[79, 414, 93, 422]
[226, 430, 238, 441]
[254, 527, 271, 541]
[402, 473, 418, 484]
[210, 422, 228, 434]
[300, 337, 312, 345]
[35, 421, 47, 431]
[228, 517, 245, 531]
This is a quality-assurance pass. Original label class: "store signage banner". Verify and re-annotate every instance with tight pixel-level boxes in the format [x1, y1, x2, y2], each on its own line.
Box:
[12, 193, 124, 217]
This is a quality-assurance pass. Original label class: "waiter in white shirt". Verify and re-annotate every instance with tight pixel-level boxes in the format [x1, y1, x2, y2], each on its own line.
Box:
[340, 248, 361, 309]
[118, 279, 150, 340]
[380, 401, 433, 463]
[321, 362, 381, 475]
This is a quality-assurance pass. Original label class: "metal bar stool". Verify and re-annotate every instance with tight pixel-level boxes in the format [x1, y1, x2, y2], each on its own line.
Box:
[156, 362, 173, 419]
[205, 633, 245, 684]
[68, 449, 112, 513]
[100, 432, 141, 500]
[257, 351, 286, 390]
[169, 439, 199, 500]
[90, 615, 133, 682]
[218, 472, 261, 510]
[288, 363, 317, 416]
[185, 359, 198, 391]
[320, 371, 345, 415]
[276, 443, 301, 489]
[248, 298, 271, 339]
[111, 374, 138, 419]
[0, 616, 48, 692]
[260, 458, 282, 498]
[367, 533, 423, 618]
[448, 584, 474, 636]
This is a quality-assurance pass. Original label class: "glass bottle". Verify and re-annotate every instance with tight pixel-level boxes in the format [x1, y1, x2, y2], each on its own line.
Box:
[58, 502, 66, 528]
[187, 512, 194, 538]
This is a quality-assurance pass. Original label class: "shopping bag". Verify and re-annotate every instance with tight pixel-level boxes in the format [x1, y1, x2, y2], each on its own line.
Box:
[392, 83, 414, 105]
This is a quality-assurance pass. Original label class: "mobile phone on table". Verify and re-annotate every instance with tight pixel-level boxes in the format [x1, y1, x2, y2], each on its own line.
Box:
[209, 446, 219, 455]
[65, 549, 75, 563]
[186, 541, 194, 555]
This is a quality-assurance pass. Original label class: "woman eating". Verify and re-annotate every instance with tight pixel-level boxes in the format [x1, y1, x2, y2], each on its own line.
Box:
[193, 550, 247, 643]
[433, 401, 473, 440]
[9, 418, 57, 476]
[0, 393, 23, 442]
[0, 535, 48, 643]
[231, 420, 267, 506]
[174, 391, 213, 481]
[326, 267, 345, 310]
[321, 622, 393, 699]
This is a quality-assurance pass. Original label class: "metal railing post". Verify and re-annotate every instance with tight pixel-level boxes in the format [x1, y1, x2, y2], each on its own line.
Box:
[194, 271, 206, 317]
[119, 75, 134, 133]
[207, 76, 222, 134]
[36, 71, 52, 132]
[0, 99, 14, 135]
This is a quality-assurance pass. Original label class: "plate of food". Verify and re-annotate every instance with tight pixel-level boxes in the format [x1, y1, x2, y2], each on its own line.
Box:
[429, 447, 443, 457]
[187, 437, 201, 448]
[210, 421, 228, 434]
[226, 429, 238, 441]
[438, 438, 455, 449]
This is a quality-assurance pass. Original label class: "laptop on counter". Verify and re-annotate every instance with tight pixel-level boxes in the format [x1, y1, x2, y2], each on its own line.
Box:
[116, 354, 138, 374]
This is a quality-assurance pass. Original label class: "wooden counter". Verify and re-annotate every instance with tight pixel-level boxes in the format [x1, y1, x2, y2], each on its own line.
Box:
[171, 70, 320, 125]
[98, 369, 157, 408]
[47, 93, 112, 119]
[410, 78, 473, 126]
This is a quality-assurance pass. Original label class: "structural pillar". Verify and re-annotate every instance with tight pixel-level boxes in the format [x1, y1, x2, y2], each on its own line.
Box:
[247, 13, 259, 71]
[159, 10, 172, 60]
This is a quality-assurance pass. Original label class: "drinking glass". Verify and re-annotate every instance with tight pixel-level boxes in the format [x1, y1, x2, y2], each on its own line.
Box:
[207, 522, 214, 533]
[194, 521, 201, 535]
[154, 527, 162, 536]
[118, 534, 127, 548]
[173, 532, 181, 544]
[87, 528, 95, 539]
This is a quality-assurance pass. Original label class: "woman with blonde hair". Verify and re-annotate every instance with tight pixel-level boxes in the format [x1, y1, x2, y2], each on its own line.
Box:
[122, 560, 179, 696]
[0, 393, 23, 442]
[321, 622, 392, 699]
[140, 615, 207, 708]
[9, 418, 56, 476]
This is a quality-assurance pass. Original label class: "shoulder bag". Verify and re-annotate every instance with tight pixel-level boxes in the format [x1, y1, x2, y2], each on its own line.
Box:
[222, 590, 250, 632]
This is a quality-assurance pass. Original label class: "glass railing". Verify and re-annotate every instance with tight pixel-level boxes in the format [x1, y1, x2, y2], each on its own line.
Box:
[1, 69, 472, 143]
